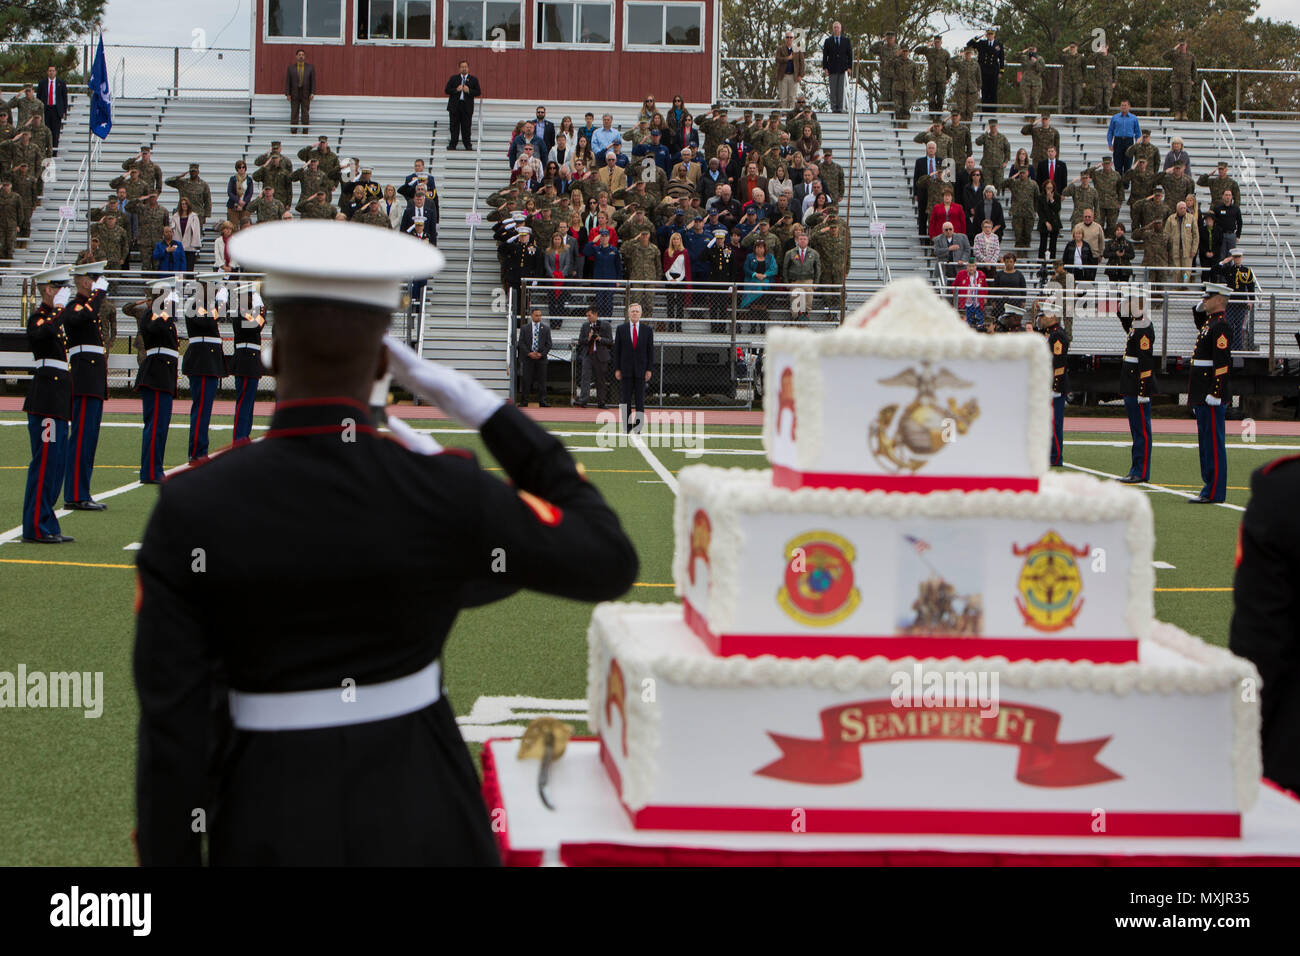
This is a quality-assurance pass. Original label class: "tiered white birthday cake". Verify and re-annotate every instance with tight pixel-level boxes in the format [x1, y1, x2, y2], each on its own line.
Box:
[587, 278, 1261, 838]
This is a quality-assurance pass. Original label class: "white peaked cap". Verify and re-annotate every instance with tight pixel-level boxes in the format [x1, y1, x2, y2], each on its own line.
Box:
[228, 220, 445, 310]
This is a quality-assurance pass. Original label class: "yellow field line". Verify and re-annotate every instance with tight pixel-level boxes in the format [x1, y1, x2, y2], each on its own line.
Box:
[0, 557, 135, 569]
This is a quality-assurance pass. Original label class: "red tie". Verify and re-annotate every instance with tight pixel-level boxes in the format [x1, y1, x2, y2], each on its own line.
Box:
[1050, 161, 1055, 178]
[632, 323, 638, 349]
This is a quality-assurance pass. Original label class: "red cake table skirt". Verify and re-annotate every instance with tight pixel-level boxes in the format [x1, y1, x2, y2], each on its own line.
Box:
[481, 739, 1300, 867]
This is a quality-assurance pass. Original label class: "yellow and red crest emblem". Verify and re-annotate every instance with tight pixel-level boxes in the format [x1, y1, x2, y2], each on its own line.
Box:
[1012, 531, 1090, 631]
[688, 509, 711, 585]
[1216, 333, 1228, 350]
[777, 531, 860, 627]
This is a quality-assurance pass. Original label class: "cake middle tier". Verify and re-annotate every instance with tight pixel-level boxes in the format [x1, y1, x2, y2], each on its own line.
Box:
[674, 468, 1154, 662]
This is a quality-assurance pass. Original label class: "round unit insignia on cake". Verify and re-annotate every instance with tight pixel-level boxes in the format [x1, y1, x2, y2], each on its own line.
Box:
[1012, 531, 1091, 631]
[777, 531, 861, 626]
[869, 362, 980, 473]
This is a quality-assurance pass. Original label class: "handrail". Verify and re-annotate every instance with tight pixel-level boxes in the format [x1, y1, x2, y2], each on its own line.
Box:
[43, 138, 101, 268]
[1200, 78, 1217, 123]
[464, 98, 487, 329]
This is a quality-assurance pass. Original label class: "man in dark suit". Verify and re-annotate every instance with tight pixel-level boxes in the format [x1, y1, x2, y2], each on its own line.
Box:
[285, 49, 315, 134]
[517, 307, 552, 407]
[445, 60, 480, 150]
[612, 302, 653, 432]
[913, 142, 943, 237]
[532, 106, 555, 154]
[576, 306, 612, 408]
[822, 21, 853, 113]
[37, 65, 68, 152]
[1036, 147, 1067, 192]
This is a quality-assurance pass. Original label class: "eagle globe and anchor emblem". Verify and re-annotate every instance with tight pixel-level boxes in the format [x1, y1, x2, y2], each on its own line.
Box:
[868, 361, 981, 473]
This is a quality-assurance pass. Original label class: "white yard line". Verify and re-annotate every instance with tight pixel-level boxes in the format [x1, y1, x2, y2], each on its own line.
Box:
[629, 432, 679, 495]
[1061, 462, 1246, 513]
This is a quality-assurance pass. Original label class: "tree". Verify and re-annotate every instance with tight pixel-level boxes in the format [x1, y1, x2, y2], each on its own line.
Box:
[0, 1, 106, 86]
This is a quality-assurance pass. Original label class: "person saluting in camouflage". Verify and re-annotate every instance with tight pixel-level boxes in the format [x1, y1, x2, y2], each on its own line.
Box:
[0, 178, 22, 261]
[1090, 43, 1118, 115]
[919, 36, 950, 115]
[252, 152, 293, 206]
[1021, 111, 1060, 168]
[291, 157, 332, 204]
[127, 192, 168, 270]
[1164, 39, 1198, 121]
[914, 119, 952, 159]
[164, 163, 213, 226]
[1086, 155, 1124, 237]
[1019, 46, 1045, 115]
[869, 32, 900, 112]
[950, 46, 981, 121]
[247, 185, 286, 224]
[976, 118, 1010, 188]
[944, 110, 973, 168]
[621, 227, 661, 318]
[123, 145, 163, 193]
[893, 48, 921, 123]
[1059, 41, 1084, 115]
[1003, 164, 1040, 254]
[297, 135, 342, 188]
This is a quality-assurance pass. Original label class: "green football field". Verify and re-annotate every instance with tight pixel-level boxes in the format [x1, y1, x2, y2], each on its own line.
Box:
[0, 410, 1296, 865]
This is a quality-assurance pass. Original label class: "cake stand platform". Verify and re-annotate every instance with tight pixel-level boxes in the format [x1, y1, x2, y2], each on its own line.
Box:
[481, 739, 1300, 867]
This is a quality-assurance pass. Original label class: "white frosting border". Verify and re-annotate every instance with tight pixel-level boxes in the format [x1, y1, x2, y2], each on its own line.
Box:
[589, 602, 1261, 813]
[672, 467, 1156, 640]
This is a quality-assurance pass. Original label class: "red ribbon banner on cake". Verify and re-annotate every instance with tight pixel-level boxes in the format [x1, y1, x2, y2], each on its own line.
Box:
[756, 700, 1121, 788]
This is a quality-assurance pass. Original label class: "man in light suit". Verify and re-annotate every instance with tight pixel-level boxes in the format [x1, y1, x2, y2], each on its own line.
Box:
[613, 303, 654, 432]
[783, 232, 822, 319]
[445, 60, 480, 150]
[285, 49, 315, 134]
[596, 153, 628, 206]
[516, 308, 552, 407]
[37, 65, 68, 152]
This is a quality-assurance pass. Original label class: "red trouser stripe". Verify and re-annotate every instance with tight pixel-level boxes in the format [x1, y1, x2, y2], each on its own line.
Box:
[1140, 406, 1150, 477]
[33, 428, 48, 539]
[191, 378, 205, 458]
[72, 398, 86, 500]
[146, 392, 159, 480]
[1211, 406, 1221, 496]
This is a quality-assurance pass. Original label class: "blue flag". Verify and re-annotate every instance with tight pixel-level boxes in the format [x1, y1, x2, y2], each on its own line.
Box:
[89, 37, 112, 139]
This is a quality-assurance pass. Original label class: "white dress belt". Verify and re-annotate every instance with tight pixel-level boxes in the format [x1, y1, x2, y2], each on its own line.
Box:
[35, 358, 69, 369]
[228, 659, 442, 732]
[68, 344, 106, 356]
[1192, 359, 1214, 367]
[1123, 355, 1139, 363]
[234, 342, 261, 350]
[146, 347, 179, 358]
[190, 336, 223, 345]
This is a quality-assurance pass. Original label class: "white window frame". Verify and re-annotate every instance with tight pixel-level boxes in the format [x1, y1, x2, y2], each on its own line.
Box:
[443, 0, 526, 48]
[533, 0, 615, 51]
[355, 0, 438, 45]
[622, 0, 704, 53]
[263, 0, 347, 45]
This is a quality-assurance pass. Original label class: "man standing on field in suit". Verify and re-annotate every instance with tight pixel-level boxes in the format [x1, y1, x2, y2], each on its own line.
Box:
[613, 302, 653, 432]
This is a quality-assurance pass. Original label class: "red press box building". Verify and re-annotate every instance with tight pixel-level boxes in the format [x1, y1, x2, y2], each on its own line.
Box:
[250, 0, 720, 102]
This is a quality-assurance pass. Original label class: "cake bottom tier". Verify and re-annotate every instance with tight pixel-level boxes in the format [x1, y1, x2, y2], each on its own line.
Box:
[587, 603, 1261, 838]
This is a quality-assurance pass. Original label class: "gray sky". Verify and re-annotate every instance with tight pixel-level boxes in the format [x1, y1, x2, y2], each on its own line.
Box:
[102, 0, 1296, 48]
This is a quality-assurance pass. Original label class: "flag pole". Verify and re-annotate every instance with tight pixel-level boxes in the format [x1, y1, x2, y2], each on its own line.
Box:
[86, 30, 94, 249]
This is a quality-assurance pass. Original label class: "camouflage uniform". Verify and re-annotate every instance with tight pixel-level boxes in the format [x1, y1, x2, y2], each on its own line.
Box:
[810, 224, 846, 285]
[784, 109, 821, 142]
[1020, 120, 1060, 167]
[253, 148, 286, 167]
[1087, 163, 1124, 235]
[1059, 49, 1084, 115]
[25, 118, 52, 159]
[1019, 53, 1046, 115]
[128, 199, 169, 269]
[110, 173, 150, 203]
[943, 119, 973, 169]
[9, 138, 44, 194]
[869, 40, 900, 110]
[617, 212, 654, 242]
[252, 158, 294, 206]
[291, 165, 333, 204]
[698, 113, 738, 159]
[914, 126, 953, 160]
[0, 185, 21, 260]
[1159, 170, 1196, 209]
[295, 196, 339, 219]
[1123, 165, 1160, 223]
[1063, 180, 1099, 227]
[247, 194, 286, 223]
[298, 145, 342, 186]
[92, 219, 131, 269]
[918, 45, 951, 113]
[1198, 172, 1240, 208]
[8, 93, 42, 127]
[352, 206, 391, 228]
[621, 236, 661, 316]
[976, 128, 1011, 189]
[1164, 47, 1198, 119]
[1091, 51, 1118, 114]
[1134, 199, 1171, 274]
[122, 155, 163, 193]
[950, 54, 981, 121]
[1126, 140, 1161, 171]
[1004, 173, 1040, 251]
[0, 119, 15, 175]
[164, 173, 213, 222]
[10, 165, 37, 236]
[893, 56, 922, 121]
[820, 159, 845, 203]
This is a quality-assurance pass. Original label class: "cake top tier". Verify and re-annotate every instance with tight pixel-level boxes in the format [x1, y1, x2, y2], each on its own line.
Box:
[763, 278, 1052, 491]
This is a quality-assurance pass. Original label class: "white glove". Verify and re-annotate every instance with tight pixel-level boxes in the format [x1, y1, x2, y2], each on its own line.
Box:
[1137, 396, 1150, 404]
[92, 276, 110, 292]
[384, 413, 444, 456]
[215, 287, 229, 305]
[384, 336, 504, 429]
[165, 291, 180, 306]
[1205, 395, 1222, 406]
[52, 287, 72, 308]
[251, 292, 264, 311]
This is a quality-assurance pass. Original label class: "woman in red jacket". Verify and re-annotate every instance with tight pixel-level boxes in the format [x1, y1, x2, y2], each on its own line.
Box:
[928, 186, 967, 239]
[663, 231, 691, 332]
